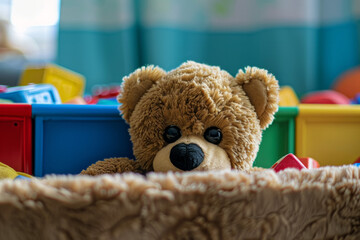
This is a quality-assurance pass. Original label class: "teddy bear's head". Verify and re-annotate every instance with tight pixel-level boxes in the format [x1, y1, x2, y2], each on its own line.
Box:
[118, 61, 279, 172]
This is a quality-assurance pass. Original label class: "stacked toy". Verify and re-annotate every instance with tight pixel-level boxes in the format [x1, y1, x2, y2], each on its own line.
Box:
[271, 154, 321, 172]
[0, 64, 86, 104]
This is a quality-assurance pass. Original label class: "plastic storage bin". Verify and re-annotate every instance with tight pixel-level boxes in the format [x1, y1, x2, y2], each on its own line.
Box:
[296, 104, 360, 166]
[20, 64, 85, 103]
[0, 84, 61, 104]
[0, 104, 32, 174]
[32, 104, 133, 177]
[253, 107, 298, 168]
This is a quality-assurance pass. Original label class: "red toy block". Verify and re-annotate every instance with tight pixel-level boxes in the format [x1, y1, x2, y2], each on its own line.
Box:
[354, 157, 360, 164]
[0, 104, 32, 174]
[93, 85, 121, 99]
[272, 154, 306, 172]
[301, 90, 350, 104]
[84, 95, 99, 104]
[299, 157, 320, 169]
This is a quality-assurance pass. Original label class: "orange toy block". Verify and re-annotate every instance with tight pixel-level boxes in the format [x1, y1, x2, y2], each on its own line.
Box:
[333, 67, 360, 99]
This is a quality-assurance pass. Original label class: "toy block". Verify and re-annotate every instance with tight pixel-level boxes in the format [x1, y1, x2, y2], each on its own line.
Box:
[299, 157, 320, 169]
[354, 163, 360, 167]
[84, 95, 99, 104]
[272, 154, 306, 172]
[93, 85, 121, 99]
[353, 157, 360, 164]
[0, 85, 7, 93]
[333, 67, 360, 99]
[0, 162, 32, 180]
[301, 90, 350, 104]
[279, 86, 299, 106]
[20, 64, 85, 103]
[350, 93, 360, 104]
[65, 96, 87, 105]
[0, 84, 61, 104]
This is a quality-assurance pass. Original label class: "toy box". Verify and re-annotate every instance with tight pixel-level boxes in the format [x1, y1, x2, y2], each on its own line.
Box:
[32, 104, 133, 177]
[20, 64, 85, 103]
[0, 84, 61, 104]
[296, 104, 360, 166]
[253, 107, 298, 168]
[0, 104, 32, 174]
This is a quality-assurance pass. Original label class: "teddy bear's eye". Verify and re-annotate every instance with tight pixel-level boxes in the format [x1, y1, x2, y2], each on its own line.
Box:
[204, 127, 222, 145]
[163, 125, 182, 143]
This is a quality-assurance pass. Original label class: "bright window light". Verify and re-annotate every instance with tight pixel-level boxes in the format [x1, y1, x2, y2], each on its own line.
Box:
[10, 0, 60, 27]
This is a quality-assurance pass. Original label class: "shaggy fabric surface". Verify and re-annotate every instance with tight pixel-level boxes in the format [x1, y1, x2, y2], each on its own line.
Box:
[0, 167, 360, 240]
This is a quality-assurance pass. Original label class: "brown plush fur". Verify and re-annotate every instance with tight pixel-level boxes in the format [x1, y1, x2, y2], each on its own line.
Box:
[81, 61, 279, 175]
[2, 166, 360, 239]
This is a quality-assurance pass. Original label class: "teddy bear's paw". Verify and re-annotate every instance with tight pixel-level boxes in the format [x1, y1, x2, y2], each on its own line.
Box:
[80, 157, 142, 176]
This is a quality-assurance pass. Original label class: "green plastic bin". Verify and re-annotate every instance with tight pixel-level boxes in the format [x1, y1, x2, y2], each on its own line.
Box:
[253, 107, 298, 168]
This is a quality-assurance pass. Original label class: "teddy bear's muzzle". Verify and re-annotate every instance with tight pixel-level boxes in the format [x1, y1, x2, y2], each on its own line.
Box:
[170, 143, 204, 171]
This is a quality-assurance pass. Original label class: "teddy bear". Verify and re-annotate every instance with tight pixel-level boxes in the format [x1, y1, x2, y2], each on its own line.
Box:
[81, 61, 279, 175]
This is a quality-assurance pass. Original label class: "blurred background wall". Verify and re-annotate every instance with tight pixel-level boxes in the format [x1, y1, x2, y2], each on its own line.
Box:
[1, 0, 360, 96]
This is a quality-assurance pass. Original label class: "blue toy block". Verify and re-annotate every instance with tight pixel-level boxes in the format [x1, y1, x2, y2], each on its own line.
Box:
[350, 93, 360, 104]
[353, 163, 360, 167]
[0, 84, 61, 104]
[32, 104, 134, 176]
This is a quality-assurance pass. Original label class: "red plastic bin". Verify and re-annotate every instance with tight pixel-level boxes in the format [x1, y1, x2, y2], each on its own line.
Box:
[0, 104, 32, 174]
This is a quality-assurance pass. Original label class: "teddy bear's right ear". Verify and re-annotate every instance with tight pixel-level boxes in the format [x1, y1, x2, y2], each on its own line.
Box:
[118, 65, 166, 122]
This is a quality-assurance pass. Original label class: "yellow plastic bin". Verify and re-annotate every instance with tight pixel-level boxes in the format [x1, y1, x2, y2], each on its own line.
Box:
[20, 64, 85, 103]
[296, 104, 360, 166]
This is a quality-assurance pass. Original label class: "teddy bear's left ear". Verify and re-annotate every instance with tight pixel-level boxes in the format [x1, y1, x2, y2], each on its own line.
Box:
[234, 67, 279, 129]
[118, 65, 166, 122]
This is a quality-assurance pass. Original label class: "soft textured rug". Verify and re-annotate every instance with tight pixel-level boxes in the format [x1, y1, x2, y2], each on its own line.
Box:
[0, 166, 360, 240]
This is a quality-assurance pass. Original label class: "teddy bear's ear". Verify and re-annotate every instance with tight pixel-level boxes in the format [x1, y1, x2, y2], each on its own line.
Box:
[234, 67, 279, 129]
[118, 65, 166, 122]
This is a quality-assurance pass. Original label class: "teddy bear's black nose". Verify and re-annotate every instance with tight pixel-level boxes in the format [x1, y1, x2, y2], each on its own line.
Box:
[170, 143, 204, 171]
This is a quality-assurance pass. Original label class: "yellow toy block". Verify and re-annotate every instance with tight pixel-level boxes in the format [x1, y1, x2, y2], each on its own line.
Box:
[279, 86, 299, 106]
[296, 104, 360, 166]
[20, 64, 85, 103]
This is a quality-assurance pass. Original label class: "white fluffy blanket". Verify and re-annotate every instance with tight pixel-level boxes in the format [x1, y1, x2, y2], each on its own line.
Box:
[0, 166, 360, 240]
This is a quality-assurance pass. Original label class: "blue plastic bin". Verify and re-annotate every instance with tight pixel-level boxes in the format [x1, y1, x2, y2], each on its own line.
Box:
[32, 104, 133, 176]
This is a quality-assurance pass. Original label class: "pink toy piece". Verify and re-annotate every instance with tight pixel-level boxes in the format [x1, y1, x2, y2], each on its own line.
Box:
[301, 90, 350, 104]
[299, 157, 320, 169]
[65, 96, 87, 105]
[84, 95, 99, 104]
[0, 85, 7, 93]
[272, 153, 307, 172]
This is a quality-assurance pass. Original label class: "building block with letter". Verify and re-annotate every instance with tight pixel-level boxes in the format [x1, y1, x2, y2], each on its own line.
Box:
[0, 84, 61, 104]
